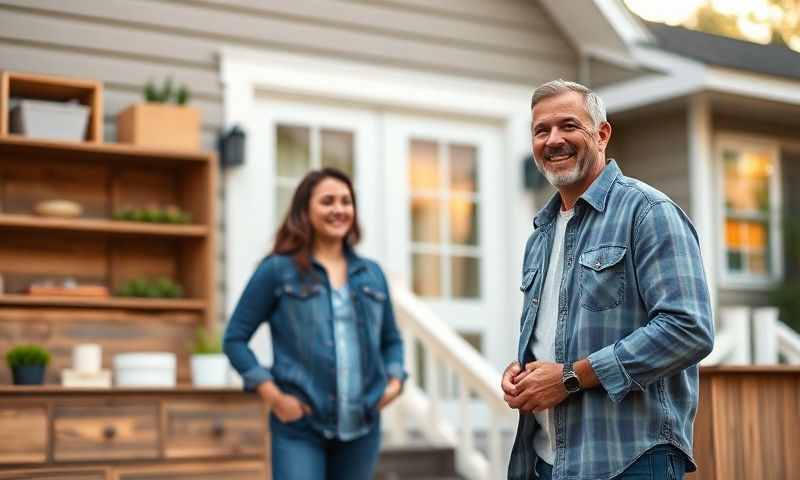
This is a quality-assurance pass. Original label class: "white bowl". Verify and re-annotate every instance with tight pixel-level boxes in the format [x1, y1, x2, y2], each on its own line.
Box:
[113, 352, 176, 388]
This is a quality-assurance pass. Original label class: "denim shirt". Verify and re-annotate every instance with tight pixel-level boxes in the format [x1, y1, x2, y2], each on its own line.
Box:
[508, 161, 714, 480]
[223, 249, 406, 438]
[331, 283, 370, 440]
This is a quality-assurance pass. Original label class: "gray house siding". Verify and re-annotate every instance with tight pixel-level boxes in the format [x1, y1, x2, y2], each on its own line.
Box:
[0, 0, 578, 321]
[608, 109, 691, 213]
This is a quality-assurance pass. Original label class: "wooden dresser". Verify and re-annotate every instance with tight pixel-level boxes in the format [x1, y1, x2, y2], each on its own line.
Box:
[0, 386, 270, 479]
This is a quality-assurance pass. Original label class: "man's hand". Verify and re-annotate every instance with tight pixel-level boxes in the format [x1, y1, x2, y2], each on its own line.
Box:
[505, 361, 567, 413]
[502, 361, 522, 407]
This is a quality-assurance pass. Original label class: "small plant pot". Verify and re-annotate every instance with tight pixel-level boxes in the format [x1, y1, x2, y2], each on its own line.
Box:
[12, 365, 46, 385]
[190, 354, 229, 387]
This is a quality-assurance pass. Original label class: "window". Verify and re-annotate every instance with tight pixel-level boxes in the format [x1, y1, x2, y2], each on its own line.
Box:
[275, 125, 354, 222]
[408, 139, 481, 299]
[719, 140, 782, 284]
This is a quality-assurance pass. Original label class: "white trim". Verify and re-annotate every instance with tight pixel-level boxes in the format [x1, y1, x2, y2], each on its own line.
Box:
[220, 47, 534, 370]
[687, 95, 717, 311]
[714, 133, 784, 290]
[599, 44, 800, 114]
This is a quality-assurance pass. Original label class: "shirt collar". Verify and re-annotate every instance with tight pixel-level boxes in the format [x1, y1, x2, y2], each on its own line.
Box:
[532, 159, 620, 228]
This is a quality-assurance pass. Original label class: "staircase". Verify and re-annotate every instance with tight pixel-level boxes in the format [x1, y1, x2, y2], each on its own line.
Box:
[376, 446, 460, 480]
[376, 281, 516, 480]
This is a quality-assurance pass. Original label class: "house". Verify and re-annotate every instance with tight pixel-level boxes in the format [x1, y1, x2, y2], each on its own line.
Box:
[599, 20, 800, 352]
[4, 1, 800, 478]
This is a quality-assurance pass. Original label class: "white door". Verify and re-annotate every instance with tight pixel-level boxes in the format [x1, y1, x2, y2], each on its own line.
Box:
[383, 114, 504, 365]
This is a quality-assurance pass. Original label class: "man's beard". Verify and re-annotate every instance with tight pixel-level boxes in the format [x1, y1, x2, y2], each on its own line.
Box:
[533, 144, 594, 187]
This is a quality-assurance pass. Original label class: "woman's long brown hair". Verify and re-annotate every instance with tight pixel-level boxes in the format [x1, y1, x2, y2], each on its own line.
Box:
[271, 168, 361, 273]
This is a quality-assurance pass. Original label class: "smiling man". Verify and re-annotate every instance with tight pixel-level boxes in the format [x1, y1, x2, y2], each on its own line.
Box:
[503, 80, 714, 480]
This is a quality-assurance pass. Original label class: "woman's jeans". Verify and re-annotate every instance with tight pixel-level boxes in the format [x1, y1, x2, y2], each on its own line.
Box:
[535, 445, 686, 480]
[270, 414, 381, 480]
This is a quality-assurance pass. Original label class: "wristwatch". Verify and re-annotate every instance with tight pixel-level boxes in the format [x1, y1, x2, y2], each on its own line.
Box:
[562, 362, 582, 394]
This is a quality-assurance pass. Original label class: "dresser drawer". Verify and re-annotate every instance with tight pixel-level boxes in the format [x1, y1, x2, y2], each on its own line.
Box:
[113, 461, 267, 480]
[0, 467, 109, 480]
[163, 399, 266, 459]
[0, 404, 48, 464]
[53, 401, 159, 462]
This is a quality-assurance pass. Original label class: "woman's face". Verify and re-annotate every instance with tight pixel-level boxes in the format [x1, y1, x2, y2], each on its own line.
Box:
[308, 177, 355, 243]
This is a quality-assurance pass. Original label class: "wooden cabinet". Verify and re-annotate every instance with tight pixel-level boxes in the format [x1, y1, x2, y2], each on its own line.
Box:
[0, 389, 269, 479]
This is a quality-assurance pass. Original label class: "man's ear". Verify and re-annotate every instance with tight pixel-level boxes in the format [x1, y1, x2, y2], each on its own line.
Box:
[596, 121, 612, 153]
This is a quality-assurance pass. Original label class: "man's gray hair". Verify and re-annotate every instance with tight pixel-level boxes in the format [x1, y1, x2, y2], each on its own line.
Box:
[531, 79, 607, 128]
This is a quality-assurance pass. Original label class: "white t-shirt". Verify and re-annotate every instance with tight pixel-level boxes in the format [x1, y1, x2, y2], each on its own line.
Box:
[530, 207, 574, 465]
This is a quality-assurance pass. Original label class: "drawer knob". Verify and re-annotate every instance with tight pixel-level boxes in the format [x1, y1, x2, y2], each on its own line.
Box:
[103, 425, 117, 440]
[212, 420, 225, 438]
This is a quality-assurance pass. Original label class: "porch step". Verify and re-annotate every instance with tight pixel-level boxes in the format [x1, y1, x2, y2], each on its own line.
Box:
[376, 446, 460, 480]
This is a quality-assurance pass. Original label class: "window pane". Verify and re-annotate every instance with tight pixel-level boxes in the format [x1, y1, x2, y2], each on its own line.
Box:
[727, 251, 744, 272]
[412, 253, 441, 297]
[451, 256, 480, 298]
[411, 197, 440, 243]
[449, 197, 478, 246]
[724, 151, 772, 213]
[276, 125, 310, 178]
[276, 185, 294, 223]
[321, 129, 354, 177]
[409, 140, 440, 190]
[449, 144, 478, 193]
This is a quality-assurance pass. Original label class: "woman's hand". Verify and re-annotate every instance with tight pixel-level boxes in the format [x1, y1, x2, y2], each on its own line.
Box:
[272, 393, 312, 422]
[257, 381, 311, 423]
[377, 378, 403, 410]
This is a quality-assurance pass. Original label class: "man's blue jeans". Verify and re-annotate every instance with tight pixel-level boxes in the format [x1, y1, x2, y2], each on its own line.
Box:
[270, 414, 381, 480]
[535, 445, 686, 480]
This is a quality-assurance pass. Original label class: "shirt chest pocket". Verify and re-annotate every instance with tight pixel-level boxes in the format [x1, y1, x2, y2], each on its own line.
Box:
[578, 245, 627, 312]
[360, 285, 387, 334]
[519, 267, 540, 330]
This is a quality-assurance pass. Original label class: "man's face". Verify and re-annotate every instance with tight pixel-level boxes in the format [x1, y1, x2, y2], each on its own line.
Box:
[531, 91, 609, 188]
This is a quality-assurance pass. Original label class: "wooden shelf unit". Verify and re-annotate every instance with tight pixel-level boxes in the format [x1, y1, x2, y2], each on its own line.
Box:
[0, 135, 218, 385]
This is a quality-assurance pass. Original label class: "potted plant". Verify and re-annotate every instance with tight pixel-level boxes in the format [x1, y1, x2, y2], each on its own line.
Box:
[6, 344, 51, 385]
[189, 327, 229, 387]
[116, 77, 200, 150]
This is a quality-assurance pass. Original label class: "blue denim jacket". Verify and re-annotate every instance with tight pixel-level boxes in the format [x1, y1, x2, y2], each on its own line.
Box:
[508, 161, 714, 480]
[223, 249, 406, 437]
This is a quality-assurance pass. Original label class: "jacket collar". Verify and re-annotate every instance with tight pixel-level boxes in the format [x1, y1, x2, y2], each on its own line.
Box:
[533, 159, 620, 229]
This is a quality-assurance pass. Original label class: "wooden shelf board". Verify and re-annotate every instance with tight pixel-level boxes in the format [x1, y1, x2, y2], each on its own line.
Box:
[0, 134, 213, 164]
[0, 213, 208, 237]
[0, 294, 207, 311]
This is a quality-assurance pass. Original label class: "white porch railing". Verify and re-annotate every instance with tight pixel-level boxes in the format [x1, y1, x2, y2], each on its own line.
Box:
[383, 282, 516, 480]
[700, 306, 800, 365]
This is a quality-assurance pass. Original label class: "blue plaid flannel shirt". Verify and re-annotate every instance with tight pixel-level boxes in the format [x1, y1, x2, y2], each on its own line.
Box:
[508, 160, 714, 480]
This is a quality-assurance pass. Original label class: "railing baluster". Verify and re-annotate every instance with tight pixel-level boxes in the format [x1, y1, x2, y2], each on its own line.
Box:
[426, 346, 440, 427]
[458, 378, 473, 453]
[489, 409, 503, 480]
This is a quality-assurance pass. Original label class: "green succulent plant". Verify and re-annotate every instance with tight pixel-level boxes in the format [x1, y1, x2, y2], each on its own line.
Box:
[116, 277, 184, 299]
[190, 326, 223, 355]
[6, 344, 51, 368]
[143, 77, 191, 105]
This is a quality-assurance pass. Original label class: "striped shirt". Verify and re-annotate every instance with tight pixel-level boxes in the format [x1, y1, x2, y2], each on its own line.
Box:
[508, 160, 714, 480]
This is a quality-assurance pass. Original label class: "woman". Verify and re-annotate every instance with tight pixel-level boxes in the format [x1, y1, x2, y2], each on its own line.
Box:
[224, 168, 406, 480]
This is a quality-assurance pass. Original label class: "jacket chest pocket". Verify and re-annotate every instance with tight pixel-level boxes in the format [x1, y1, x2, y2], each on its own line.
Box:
[276, 283, 325, 325]
[519, 267, 540, 330]
[359, 285, 386, 334]
[578, 245, 626, 311]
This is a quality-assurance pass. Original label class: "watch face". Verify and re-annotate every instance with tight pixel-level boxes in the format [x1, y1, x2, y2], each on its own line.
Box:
[565, 375, 581, 393]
